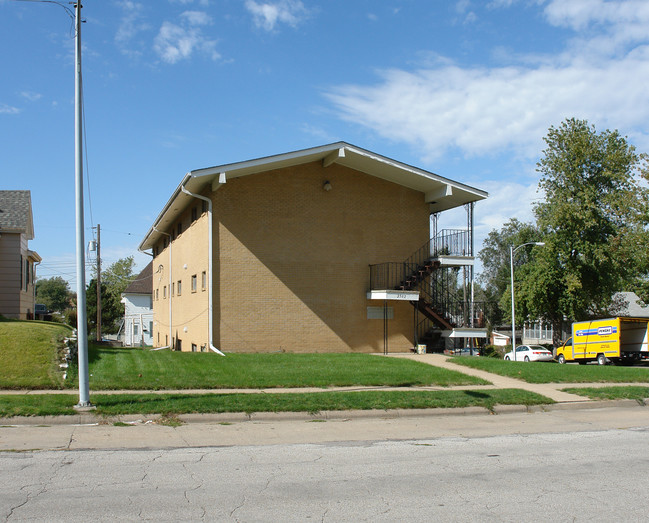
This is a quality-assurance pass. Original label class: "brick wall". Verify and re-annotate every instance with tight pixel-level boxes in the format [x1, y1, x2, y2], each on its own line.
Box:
[212, 160, 430, 353]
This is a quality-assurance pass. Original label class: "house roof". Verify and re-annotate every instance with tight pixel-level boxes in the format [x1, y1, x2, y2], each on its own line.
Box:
[123, 261, 153, 295]
[139, 142, 488, 250]
[0, 190, 34, 239]
[612, 291, 649, 318]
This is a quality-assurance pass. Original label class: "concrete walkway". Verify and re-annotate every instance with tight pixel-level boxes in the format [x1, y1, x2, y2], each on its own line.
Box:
[386, 353, 593, 403]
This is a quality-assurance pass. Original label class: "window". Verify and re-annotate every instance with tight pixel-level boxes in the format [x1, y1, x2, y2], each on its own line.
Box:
[155, 289, 159, 301]
[201, 200, 208, 213]
[191, 206, 198, 222]
[171, 282, 175, 296]
[201, 271, 207, 291]
[133, 324, 139, 337]
[163, 237, 167, 248]
[177, 280, 182, 296]
[171, 229, 176, 241]
[177, 222, 182, 236]
[191, 343, 197, 352]
[191, 274, 197, 293]
[163, 286, 167, 299]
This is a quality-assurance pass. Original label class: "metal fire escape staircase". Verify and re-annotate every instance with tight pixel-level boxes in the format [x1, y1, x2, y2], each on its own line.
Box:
[369, 229, 484, 348]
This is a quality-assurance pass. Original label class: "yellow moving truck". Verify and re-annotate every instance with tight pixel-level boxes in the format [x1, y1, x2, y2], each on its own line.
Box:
[556, 317, 649, 365]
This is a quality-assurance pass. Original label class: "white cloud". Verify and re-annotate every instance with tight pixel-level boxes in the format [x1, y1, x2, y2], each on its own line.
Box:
[154, 11, 220, 64]
[20, 92, 42, 102]
[115, 1, 150, 58]
[0, 104, 20, 115]
[326, 0, 649, 161]
[245, 0, 308, 32]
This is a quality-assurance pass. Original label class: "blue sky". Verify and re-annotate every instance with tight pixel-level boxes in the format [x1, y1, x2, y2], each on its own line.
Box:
[2, 0, 649, 288]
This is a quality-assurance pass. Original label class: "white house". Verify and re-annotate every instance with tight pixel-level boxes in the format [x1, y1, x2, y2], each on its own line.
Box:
[121, 262, 153, 347]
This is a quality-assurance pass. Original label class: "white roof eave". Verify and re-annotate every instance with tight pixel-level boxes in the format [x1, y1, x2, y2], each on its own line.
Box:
[139, 142, 488, 250]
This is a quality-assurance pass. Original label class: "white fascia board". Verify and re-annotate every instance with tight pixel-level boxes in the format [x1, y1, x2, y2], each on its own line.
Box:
[434, 255, 475, 267]
[323, 147, 346, 168]
[442, 328, 488, 338]
[367, 290, 419, 301]
[139, 173, 193, 251]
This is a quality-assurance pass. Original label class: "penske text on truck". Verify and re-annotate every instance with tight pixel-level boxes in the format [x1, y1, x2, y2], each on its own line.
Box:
[556, 317, 649, 365]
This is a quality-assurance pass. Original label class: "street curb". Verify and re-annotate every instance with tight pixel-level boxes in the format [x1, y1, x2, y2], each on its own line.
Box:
[1, 399, 646, 426]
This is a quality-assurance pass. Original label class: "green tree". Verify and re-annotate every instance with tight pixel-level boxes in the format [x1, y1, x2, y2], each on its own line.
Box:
[478, 218, 541, 327]
[35, 276, 72, 312]
[87, 256, 137, 335]
[522, 118, 649, 337]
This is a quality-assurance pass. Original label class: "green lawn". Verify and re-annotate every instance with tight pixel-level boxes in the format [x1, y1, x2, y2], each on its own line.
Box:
[449, 356, 649, 384]
[64, 346, 489, 390]
[562, 386, 649, 401]
[0, 389, 552, 418]
[0, 318, 73, 389]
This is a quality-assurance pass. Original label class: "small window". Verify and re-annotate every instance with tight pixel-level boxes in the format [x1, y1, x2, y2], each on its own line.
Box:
[133, 324, 139, 336]
[191, 206, 198, 222]
[191, 343, 197, 352]
[163, 286, 167, 299]
[163, 238, 167, 248]
[177, 280, 182, 296]
[191, 274, 197, 292]
[177, 222, 182, 236]
[171, 229, 176, 241]
[201, 200, 208, 213]
[155, 289, 159, 301]
[201, 271, 207, 290]
[171, 282, 175, 296]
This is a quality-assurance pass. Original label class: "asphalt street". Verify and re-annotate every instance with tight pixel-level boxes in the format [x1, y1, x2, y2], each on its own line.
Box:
[2, 414, 649, 521]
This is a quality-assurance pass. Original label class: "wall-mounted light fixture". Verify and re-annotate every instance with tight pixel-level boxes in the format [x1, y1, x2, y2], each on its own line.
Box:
[323, 181, 332, 191]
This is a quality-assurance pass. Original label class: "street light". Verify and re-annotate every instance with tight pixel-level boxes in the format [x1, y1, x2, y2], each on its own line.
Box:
[510, 242, 545, 361]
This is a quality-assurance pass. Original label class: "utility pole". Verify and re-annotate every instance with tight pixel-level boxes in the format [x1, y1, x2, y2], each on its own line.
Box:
[73, 1, 92, 409]
[96, 223, 101, 342]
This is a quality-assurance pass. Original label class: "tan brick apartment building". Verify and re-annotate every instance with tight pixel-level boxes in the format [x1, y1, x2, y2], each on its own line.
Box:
[139, 143, 487, 353]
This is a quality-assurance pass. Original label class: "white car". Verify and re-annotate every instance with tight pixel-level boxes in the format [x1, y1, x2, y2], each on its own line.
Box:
[504, 345, 554, 362]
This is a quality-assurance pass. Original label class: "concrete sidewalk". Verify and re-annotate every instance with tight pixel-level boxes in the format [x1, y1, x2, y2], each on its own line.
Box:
[1, 353, 649, 450]
[386, 353, 594, 403]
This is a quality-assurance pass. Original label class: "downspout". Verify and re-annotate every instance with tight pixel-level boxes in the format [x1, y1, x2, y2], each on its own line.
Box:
[181, 181, 225, 356]
[152, 227, 173, 350]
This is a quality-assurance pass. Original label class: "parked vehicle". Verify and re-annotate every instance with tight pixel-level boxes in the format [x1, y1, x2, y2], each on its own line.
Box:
[556, 317, 649, 365]
[504, 345, 553, 362]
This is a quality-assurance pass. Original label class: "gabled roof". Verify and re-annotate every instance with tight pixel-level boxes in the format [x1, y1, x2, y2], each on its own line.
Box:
[123, 261, 153, 295]
[140, 142, 488, 250]
[0, 190, 34, 239]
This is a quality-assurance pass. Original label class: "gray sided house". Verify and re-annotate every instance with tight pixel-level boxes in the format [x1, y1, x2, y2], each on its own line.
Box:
[0, 191, 41, 320]
[121, 261, 153, 347]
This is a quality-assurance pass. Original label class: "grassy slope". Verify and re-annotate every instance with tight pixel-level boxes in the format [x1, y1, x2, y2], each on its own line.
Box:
[0, 318, 73, 389]
[449, 356, 649, 384]
[64, 346, 489, 390]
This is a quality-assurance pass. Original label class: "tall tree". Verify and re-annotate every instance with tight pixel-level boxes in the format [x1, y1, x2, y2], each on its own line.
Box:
[478, 218, 541, 327]
[523, 118, 649, 336]
[35, 276, 72, 312]
[87, 256, 137, 335]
